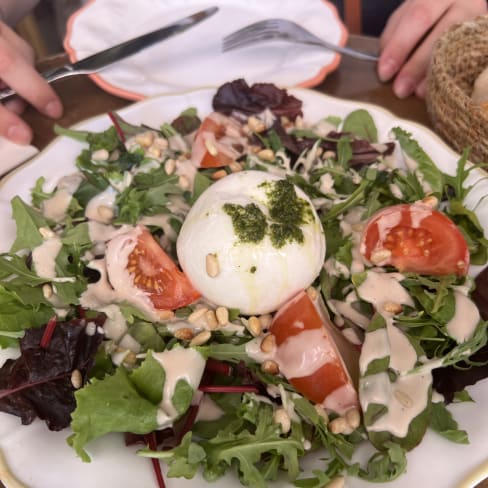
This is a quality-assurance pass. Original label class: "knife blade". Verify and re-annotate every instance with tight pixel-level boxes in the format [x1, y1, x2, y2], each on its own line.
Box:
[0, 6, 218, 101]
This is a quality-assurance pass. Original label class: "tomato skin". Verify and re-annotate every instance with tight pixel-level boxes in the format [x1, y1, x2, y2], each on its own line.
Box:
[191, 113, 242, 168]
[270, 292, 358, 412]
[128, 227, 200, 310]
[360, 203, 469, 276]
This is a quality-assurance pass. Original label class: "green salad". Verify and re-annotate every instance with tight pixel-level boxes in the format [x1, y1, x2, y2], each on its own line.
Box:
[0, 80, 487, 488]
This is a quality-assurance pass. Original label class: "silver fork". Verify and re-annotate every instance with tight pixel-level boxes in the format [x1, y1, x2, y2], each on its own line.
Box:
[222, 18, 378, 62]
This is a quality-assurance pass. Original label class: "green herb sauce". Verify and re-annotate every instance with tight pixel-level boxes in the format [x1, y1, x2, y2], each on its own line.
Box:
[223, 180, 314, 249]
[223, 203, 267, 243]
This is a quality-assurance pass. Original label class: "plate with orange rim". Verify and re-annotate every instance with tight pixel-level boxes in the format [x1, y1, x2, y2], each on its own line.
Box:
[63, 0, 347, 101]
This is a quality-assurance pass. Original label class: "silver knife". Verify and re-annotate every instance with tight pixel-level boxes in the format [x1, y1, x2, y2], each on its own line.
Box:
[0, 6, 218, 101]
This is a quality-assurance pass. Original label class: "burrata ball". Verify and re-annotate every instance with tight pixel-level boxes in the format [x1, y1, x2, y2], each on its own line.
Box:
[176, 170, 326, 315]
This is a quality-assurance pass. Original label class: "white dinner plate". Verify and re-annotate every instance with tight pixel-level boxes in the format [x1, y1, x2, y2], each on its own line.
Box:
[1, 87, 488, 488]
[63, 0, 347, 100]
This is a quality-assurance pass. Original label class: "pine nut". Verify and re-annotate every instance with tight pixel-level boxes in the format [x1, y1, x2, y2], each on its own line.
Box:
[370, 249, 392, 265]
[39, 226, 55, 239]
[216, 306, 229, 326]
[85, 321, 97, 336]
[123, 351, 137, 365]
[247, 316, 262, 337]
[211, 169, 228, 180]
[97, 205, 114, 223]
[204, 139, 218, 156]
[42, 283, 53, 299]
[135, 131, 154, 147]
[190, 330, 211, 346]
[228, 161, 242, 173]
[247, 115, 266, 133]
[178, 175, 190, 190]
[259, 314, 273, 329]
[273, 408, 291, 434]
[329, 416, 349, 435]
[146, 146, 161, 159]
[174, 327, 195, 341]
[206, 253, 220, 278]
[91, 148, 109, 161]
[345, 408, 361, 429]
[205, 310, 219, 330]
[257, 149, 275, 161]
[383, 301, 403, 314]
[421, 195, 438, 208]
[261, 359, 279, 375]
[153, 137, 168, 149]
[164, 158, 176, 175]
[323, 150, 335, 159]
[394, 389, 413, 408]
[326, 476, 345, 488]
[314, 404, 329, 424]
[260, 334, 276, 353]
[157, 310, 175, 321]
[188, 307, 208, 324]
[306, 286, 318, 301]
[70, 369, 83, 389]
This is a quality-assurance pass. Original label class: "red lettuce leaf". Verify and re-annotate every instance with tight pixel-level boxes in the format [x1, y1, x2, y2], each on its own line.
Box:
[212, 79, 303, 120]
[0, 317, 104, 431]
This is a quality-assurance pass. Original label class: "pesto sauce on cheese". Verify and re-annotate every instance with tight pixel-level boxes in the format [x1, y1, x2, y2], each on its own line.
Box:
[222, 203, 267, 243]
[223, 179, 313, 248]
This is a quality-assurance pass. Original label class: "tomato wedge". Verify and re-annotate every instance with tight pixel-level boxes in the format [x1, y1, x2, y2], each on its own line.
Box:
[360, 203, 469, 276]
[270, 291, 359, 414]
[191, 112, 243, 168]
[107, 226, 200, 311]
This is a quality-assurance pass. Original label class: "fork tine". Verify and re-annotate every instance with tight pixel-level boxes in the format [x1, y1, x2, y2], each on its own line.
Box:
[221, 19, 287, 44]
[222, 20, 270, 44]
[222, 30, 279, 52]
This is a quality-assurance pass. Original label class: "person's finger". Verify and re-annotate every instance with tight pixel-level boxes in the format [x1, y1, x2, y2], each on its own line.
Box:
[0, 38, 62, 119]
[392, 2, 485, 98]
[379, 2, 408, 51]
[4, 97, 26, 115]
[0, 102, 32, 144]
[377, 0, 451, 82]
[0, 22, 34, 62]
[414, 78, 427, 99]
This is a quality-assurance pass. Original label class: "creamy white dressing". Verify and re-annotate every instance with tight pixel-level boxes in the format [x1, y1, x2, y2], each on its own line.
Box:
[409, 202, 433, 228]
[356, 271, 414, 309]
[153, 348, 206, 429]
[359, 328, 389, 375]
[42, 189, 73, 223]
[85, 187, 117, 223]
[386, 318, 417, 373]
[31, 237, 62, 279]
[138, 214, 177, 241]
[329, 299, 370, 329]
[322, 383, 358, 413]
[79, 259, 117, 309]
[446, 291, 480, 343]
[87, 222, 132, 243]
[359, 371, 431, 438]
[41, 173, 84, 223]
[275, 328, 336, 379]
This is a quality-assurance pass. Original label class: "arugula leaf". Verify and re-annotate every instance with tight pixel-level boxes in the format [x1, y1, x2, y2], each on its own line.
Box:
[31, 177, 54, 208]
[429, 401, 469, 444]
[10, 197, 48, 252]
[342, 109, 378, 142]
[391, 127, 443, 197]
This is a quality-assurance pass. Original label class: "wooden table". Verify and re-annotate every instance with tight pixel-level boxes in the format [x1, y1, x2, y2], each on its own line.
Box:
[4, 34, 487, 488]
[23, 35, 431, 150]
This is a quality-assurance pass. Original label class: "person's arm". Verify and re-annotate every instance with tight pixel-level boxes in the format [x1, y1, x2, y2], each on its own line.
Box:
[378, 0, 487, 99]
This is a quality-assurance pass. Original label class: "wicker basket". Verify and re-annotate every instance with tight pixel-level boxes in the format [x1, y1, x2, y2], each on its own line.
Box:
[426, 15, 488, 163]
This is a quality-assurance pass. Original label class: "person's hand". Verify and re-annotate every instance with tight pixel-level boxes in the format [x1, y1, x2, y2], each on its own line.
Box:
[378, 0, 487, 99]
[0, 20, 63, 144]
